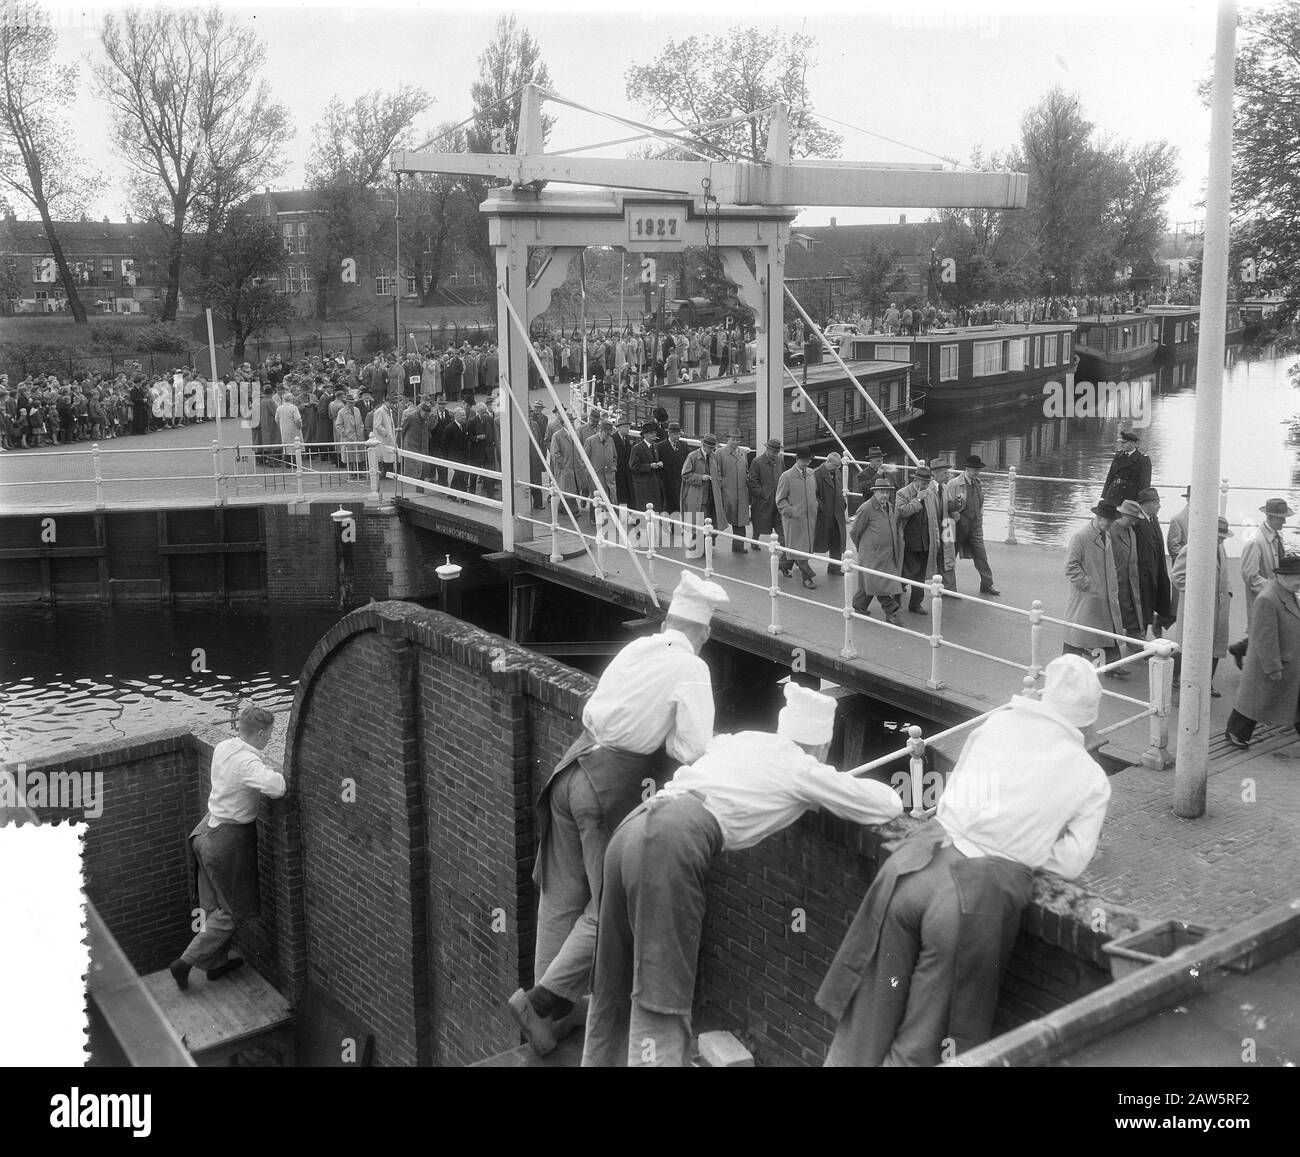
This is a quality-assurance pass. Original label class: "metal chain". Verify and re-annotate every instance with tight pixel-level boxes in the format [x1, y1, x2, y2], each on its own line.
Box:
[702, 176, 712, 251]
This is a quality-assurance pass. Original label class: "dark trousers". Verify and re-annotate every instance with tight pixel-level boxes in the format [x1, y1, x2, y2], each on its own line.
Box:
[776, 516, 814, 580]
[730, 523, 748, 553]
[853, 592, 900, 618]
[1225, 708, 1300, 743]
[901, 549, 931, 609]
[954, 521, 996, 590]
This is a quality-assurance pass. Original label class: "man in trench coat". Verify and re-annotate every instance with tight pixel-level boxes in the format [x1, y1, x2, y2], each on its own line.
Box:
[776, 446, 820, 585]
[1168, 517, 1234, 698]
[746, 438, 784, 553]
[718, 430, 752, 552]
[1225, 555, 1300, 749]
[1134, 487, 1173, 637]
[896, 464, 947, 613]
[1062, 501, 1127, 676]
[680, 433, 727, 549]
[849, 478, 919, 625]
[813, 452, 848, 576]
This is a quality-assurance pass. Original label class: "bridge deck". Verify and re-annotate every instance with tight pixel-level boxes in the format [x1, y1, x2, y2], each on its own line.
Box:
[515, 525, 1250, 765]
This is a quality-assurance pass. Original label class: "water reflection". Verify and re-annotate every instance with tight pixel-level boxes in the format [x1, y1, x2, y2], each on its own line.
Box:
[906, 342, 1299, 550]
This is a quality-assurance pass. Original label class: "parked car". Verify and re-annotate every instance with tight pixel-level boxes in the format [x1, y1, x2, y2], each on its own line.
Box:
[822, 322, 861, 341]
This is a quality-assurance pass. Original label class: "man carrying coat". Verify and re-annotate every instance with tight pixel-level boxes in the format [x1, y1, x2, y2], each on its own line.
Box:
[718, 430, 752, 552]
[819, 656, 1111, 1066]
[1225, 554, 1300, 749]
[582, 684, 902, 1067]
[813, 452, 848, 576]
[776, 446, 820, 587]
[746, 438, 784, 554]
[896, 463, 947, 613]
[1062, 500, 1127, 677]
[849, 478, 918, 625]
[508, 571, 728, 1056]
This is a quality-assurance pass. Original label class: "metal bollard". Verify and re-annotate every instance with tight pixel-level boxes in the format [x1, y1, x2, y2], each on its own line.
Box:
[1028, 598, 1044, 684]
[549, 480, 563, 563]
[926, 575, 946, 689]
[92, 442, 104, 510]
[906, 725, 927, 818]
[1141, 640, 1177, 770]
[1004, 465, 1019, 545]
[645, 504, 657, 582]
[840, 549, 858, 659]
[703, 518, 715, 579]
[594, 501, 607, 578]
[767, 531, 782, 635]
[294, 437, 305, 500]
[211, 439, 225, 506]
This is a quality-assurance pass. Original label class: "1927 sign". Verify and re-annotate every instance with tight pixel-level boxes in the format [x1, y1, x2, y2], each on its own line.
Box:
[625, 207, 686, 249]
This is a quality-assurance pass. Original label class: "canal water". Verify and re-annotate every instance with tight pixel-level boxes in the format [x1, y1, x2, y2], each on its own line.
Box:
[3, 342, 1297, 763]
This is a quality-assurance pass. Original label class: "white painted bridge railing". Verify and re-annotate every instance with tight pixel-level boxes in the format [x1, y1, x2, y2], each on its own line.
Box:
[515, 477, 1180, 782]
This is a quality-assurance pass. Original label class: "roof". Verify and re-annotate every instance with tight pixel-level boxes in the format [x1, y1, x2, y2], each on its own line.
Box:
[782, 220, 947, 283]
[0, 219, 176, 256]
[240, 189, 323, 217]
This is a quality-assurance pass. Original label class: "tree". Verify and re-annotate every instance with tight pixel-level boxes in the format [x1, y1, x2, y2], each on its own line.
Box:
[97, 4, 292, 322]
[625, 27, 841, 163]
[461, 14, 555, 279]
[0, 0, 100, 322]
[194, 215, 293, 360]
[396, 124, 470, 308]
[1222, 1, 1300, 324]
[305, 86, 432, 321]
[849, 244, 909, 320]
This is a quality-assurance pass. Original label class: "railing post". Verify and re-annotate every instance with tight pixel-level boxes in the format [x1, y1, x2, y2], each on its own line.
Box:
[703, 517, 715, 579]
[212, 439, 225, 506]
[366, 436, 381, 503]
[294, 436, 304, 500]
[926, 574, 946, 689]
[92, 442, 104, 510]
[645, 505, 657, 582]
[549, 477, 563, 563]
[594, 501, 607, 578]
[1028, 598, 1044, 684]
[840, 549, 858, 659]
[1219, 476, 1229, 518]
[906, 725, 928, 818]
[767, 531, 783, 635]
[1004, 465, 1019, 545]
[1141, 640, 1177, 770]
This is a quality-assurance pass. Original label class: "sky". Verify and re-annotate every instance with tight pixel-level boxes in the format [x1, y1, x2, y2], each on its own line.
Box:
[37, 0, 1256, 230]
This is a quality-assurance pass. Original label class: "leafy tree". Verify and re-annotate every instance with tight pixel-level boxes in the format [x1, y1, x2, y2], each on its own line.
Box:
[192, 215, 293, 360]
[625, 27, 841, 162]
[0, 0, 100, 322]
[96, 5, 291, 322]
[305, 86, 433, 320]
[460, 14, 555, 280]
[849, 244, 909, 319]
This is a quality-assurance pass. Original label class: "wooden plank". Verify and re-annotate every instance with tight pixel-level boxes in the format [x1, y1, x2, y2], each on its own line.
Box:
[215, 507, 226, 604]
[0, 546, 107, 560]
[155, 542, 265, 555]
[157, 511, 171, 606]
[95, 513, 109, 602]
[140, 963, 293, 1061]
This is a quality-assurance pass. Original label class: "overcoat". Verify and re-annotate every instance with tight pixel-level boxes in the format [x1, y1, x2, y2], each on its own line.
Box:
[680, 447, 727, 520]
[813, 463, 847, 555]
[1233, 580, 1300, 726]
[849, 494, 918, 597]
[1063, 523, 1124, 650]
[1168, 543, 1231, 658]
[775, 464, 819, 554]
[746, 451, 783, 534]
[629, 439, 664, 511]
[717, 445, 751, 526]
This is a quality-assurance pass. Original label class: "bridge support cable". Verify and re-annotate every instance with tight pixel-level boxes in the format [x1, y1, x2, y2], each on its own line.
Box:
[783, 285, 921, 467]
[498, 286, 662, 609]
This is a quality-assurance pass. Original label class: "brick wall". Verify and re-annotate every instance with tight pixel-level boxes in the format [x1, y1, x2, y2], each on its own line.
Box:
[263, 503, 391, 606]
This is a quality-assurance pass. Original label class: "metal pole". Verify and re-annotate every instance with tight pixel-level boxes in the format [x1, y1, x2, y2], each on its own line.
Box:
[1174, 0, 1236, 819]
[394, 174, 402, 355]
[205, 308, 222, 451]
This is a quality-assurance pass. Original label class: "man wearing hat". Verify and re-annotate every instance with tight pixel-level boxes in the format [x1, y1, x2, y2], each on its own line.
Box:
[582, 683, 903, 1067]
[680, 433, 726, 549]
[655, 422, 689, 515]
[629, 421, 665, 512]
[1110, 499, 1149, 642]
[718, 430, 752, 552]
[582, 418, 619, 522]
[1134, 487, 1173, 638]
[1241, 498, 1294, 624]
[509, 571, 728, 1056]
[776, 446, 820, 587]
[820, 655, 1111, 1066]
[1167, 487, 1191, 567]
[613, 417, 634, 507]
[1102, 429, 1153, 505]
[1168, 517, 1234, 697]
[1063, 500, 1127, 675]
[897, 463, 947, 612]
[747, 437, 785, 553]
[945, 456, 1000, 596]
[528, 401, 549, 508]
[1225, 553, 1300, 749]
[813, 452, 849, 576]
[850, 477, 919, 625]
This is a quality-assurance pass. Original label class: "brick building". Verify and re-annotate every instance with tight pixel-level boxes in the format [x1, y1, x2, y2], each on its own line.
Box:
[784, 217, 946, 311]
[0, 216, 176, 315]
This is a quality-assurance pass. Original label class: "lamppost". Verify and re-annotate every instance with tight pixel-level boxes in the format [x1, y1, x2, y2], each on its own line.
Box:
[330, 505, 355, 613]
[436, 553, 463, 618]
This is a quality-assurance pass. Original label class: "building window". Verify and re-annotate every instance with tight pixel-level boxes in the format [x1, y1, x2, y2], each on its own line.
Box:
[282, 223, 294, 254]
[301, 268, 313, 295]
[972, 340, 1005, 377]
[680, 400, 714, 438]
[297, 222, 308, 254]
[286, 265, 301, 293]
[1043, 334, 1058, 365]
[102, 258, 114, 282]
[375, 271, 394, 296]
[875, 344, 911, 362]
[816, 391, 830, 420]
[938, 344, 959, 381]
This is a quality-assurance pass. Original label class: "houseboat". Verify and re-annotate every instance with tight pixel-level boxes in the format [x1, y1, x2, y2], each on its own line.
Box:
[1071, 313, 1160, 378]
[840, 322, 1079, 416]
[1145, 305, 1200, 359]
[625, 358, 920, 451]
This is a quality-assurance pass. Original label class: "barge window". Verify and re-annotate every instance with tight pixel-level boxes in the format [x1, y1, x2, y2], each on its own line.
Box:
[1062, 333, 1071, 361]
[938, 344, 959, 381]
[876, 345, 911, 362]
[681, 400, 714, 437]
[1008, 338, 1026, 372]
[1043, 334, 1058, 365]
[846, 389, 866, 425]
[972, 340, 1005, 377]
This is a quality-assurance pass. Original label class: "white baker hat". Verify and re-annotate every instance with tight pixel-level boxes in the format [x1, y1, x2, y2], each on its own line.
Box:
[777, 682, 837, 746]
[668, 570, 729, 626]
[1039, 654, 1102, 729]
